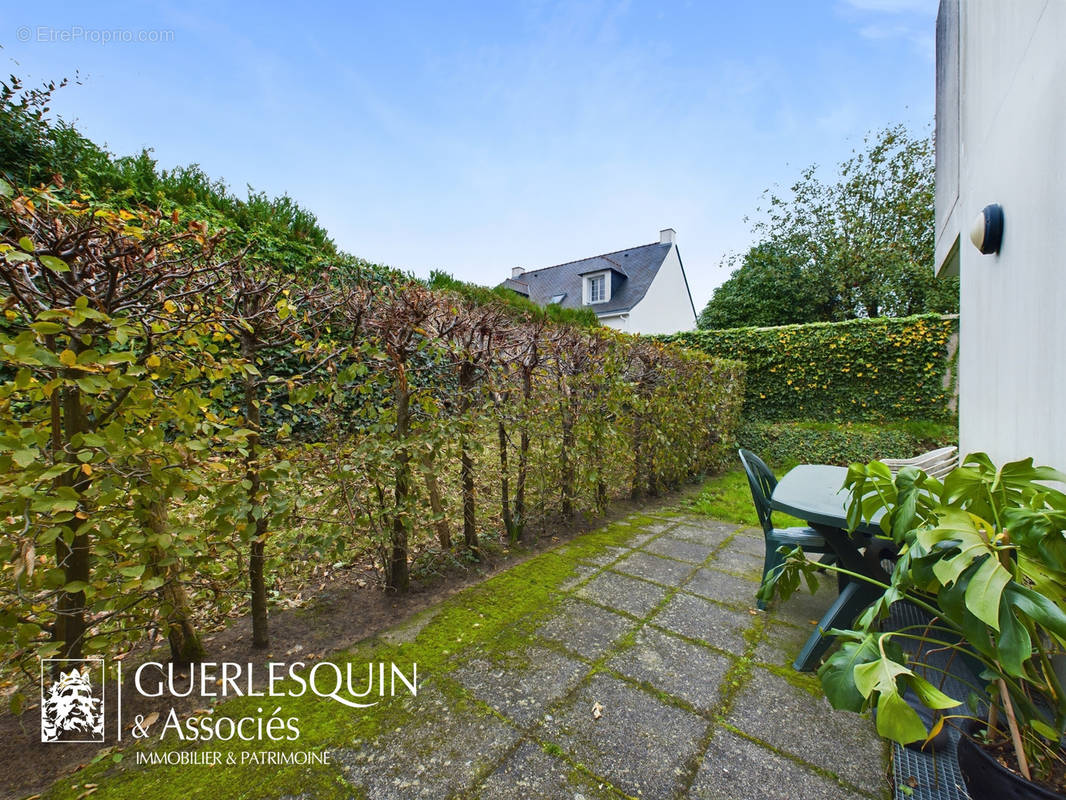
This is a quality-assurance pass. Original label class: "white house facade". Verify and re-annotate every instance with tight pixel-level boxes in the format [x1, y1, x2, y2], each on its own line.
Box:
[502, 228, 698, 335]
[935, 0, 1066, 469]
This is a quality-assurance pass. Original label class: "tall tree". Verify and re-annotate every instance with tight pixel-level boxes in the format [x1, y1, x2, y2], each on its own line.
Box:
[699, 124, 958, 329]
[698, 242, 830, 329]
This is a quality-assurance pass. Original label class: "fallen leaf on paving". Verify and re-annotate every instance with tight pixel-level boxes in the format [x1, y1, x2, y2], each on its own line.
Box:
[591, 701, 604, 720]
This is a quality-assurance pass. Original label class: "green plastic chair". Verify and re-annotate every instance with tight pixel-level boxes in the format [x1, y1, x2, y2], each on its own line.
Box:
[738, 449, 836, 610]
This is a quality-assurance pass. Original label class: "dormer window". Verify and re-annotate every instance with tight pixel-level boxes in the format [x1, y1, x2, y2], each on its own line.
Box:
[584, 271, 610, 305]
[589, 275, 605, 302]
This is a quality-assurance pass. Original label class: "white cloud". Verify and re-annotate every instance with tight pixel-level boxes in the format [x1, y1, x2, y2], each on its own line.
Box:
[857, 22, 935, 60]
[859, 23, 912, 39]
[843, 0, 937, 13]
[846, 0, 937, 61]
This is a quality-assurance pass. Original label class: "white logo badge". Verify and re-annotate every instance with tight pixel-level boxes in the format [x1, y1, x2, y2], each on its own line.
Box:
[40, 658, 105, 743]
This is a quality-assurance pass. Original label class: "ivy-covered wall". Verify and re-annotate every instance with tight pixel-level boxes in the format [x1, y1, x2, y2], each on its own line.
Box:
[736, 420, 957, 467]
[663, 313, 958, 423]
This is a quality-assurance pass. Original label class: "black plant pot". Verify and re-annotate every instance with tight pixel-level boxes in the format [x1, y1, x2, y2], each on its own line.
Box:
[957, 733, 1066, 800]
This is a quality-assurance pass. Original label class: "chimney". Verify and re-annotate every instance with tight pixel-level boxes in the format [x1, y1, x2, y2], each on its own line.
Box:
[660, 228, 677, 245]
[511, 266, 525, 279]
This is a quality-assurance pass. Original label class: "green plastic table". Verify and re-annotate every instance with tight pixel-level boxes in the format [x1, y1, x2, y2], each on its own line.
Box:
[770, 464, 891, 671]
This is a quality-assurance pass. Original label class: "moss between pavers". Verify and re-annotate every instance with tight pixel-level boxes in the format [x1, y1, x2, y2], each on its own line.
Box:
[760, 662, 825, 699]
[709, 613, 766, 723]
[40, 519, 664, 800]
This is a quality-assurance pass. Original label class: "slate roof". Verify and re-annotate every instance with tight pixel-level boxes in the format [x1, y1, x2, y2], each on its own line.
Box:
[502, 241, 673, 315]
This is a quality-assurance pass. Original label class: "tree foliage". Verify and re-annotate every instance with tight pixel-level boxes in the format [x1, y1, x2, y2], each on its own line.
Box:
[698, 242, 825, 330]
[699, 125, 959, 329]
[0, 72, 369, 281]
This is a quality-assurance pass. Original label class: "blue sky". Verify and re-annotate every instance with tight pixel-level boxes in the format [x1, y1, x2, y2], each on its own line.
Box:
[3, 0, 937, 309]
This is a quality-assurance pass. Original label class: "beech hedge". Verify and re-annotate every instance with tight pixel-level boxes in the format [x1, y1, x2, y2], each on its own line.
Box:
[0, 182, 747, 696]
[663, 313, 958, 423]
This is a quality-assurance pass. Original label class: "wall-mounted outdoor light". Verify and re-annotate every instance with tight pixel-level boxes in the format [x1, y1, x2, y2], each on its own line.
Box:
[969, 203, 1004, 254]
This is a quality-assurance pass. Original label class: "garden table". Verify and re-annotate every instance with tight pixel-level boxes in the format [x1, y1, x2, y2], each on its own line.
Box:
[770, 464, 892, 671]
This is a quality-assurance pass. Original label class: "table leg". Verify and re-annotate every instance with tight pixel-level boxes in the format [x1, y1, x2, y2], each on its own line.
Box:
[792, 579, 884, 671]
[791, 524, 893, 672]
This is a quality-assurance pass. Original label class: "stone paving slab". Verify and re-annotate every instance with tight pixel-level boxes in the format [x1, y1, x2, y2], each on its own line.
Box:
[540, 672, 709, 799]
[752, 619, 820, 668]
[606, 626, 732, 712]
[537, 598, 637, 661]
[669, 521, 738, 548]
[453, 645, 587, 725]
[684, 567, 761, 609]
[623, 530, 659, 548]
[770, 575, 842, 630]
[707, 544, 765, 580]
[559, 563, 600, 591]
[722, 534, 768, 562]
[334, 692, 520, 799]
[580, 545, 631, 566]
[691, 729, 861, 800]
[651, 591, 753, 653]
[725, 666, 887, 791]
[614, 550, 699, 586]
[642, 535, 718, 564]
[636, 519, 677, 534]
[575, 570, 669, 618]
[474, 740, 619, 800]
[336, 508, 887, 800]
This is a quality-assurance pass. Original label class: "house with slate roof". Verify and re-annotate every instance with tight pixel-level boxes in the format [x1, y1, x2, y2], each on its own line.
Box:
[500, 228, 698, 335]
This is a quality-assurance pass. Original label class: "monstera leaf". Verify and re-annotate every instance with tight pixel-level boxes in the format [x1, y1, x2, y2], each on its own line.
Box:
[818, 632, 960, 744]
[916, 509, 1012, 628]
[944, 454, 1066, 527]
[844, 462, 941, 544]
[1006, 503, 1066, 579]
[819, 633, 880, 712]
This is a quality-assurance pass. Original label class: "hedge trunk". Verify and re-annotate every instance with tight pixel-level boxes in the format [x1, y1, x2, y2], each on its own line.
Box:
[559, 384, 576, 519]
[145, 499, 205, 664]
[497, 416, 515, 541]
[241, 332, 270, 648]
[459, 362, 478, 555]
[52, 381, 90, 661]
[388, 364, 411, 592]
[514, 365, 533, 542]
[421, 446, 451, 550]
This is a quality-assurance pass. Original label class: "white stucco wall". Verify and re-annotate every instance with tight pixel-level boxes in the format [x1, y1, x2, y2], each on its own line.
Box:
[598, 313, 629, 332]
[936, 0, 1066, 468]
[623, 245, 697, 335]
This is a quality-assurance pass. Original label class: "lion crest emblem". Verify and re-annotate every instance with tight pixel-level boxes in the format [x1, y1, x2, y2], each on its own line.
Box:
[41, 663, 104, 742]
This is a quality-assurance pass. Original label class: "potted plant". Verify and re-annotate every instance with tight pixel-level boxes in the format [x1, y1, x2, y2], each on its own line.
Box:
[766, 453, 1066, 798]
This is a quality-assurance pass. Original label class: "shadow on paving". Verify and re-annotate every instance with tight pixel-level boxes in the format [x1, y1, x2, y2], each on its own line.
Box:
[334, 513, 890, 799]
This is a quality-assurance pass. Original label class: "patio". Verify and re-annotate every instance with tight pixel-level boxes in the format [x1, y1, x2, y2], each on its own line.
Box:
[333, 511, 890, 799]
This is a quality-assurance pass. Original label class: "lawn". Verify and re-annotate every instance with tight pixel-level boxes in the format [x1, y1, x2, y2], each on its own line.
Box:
[685, 461, 808, 529]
